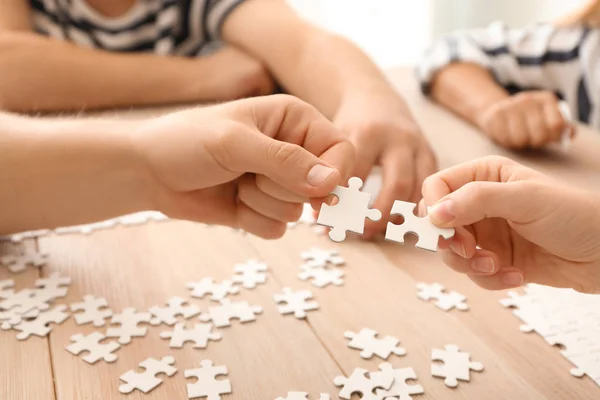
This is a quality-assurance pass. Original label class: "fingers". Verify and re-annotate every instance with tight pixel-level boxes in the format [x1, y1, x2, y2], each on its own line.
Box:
[543, 98, 568, 143]
[236, 201, 287, 240]
[255, 175, 307, 203]
[237, 174, 303, 223]
[414, 145, 438, 202]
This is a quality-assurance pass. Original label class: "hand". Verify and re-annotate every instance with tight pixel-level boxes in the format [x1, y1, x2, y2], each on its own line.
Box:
[204, 46, 275, 100]
[132, 95, 355, 239]
[477, 91, 575, 149]
[423, 156, 600, 294]
[333, 96, 438, 239]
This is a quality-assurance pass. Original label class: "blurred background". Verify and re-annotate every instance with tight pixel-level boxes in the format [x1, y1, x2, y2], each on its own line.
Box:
[288, 0, 589, 68]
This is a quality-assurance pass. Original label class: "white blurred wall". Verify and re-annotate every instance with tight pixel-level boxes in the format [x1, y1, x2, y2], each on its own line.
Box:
[287, 0, 590, 67]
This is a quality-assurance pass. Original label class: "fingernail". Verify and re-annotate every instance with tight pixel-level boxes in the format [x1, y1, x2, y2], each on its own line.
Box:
[502, 272, 524, 287]
[307, 165, 336, 187]
[471, 257, 495, 273]
[450, 242, 467, 258]
[429, 200, 455, 226]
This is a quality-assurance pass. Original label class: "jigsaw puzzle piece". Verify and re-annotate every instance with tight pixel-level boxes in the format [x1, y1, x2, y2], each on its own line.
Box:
[373, 363, 424, 400]
[334, 367, 394, 400]
[185, 360, 231, 400]
[66, 332, 120, 364]
[119, 356, 177, 394]
[431, 344, 483, 388]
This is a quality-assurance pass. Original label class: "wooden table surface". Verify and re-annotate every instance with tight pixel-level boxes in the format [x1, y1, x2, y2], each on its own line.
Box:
[3, 67, 600, 400]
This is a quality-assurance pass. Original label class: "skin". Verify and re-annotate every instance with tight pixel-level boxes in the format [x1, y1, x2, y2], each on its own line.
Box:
[423, 156, 600, 294]
[430, 63, 574, 150]
[0, 0, 437, 237]
[0, 95, 355, 238]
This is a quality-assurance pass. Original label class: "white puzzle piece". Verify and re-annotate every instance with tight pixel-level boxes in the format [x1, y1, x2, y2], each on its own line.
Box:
[232, 259, 268, 289]
[119, 356, 177, 394]
[8, 230, 51, 243]
[274, 288, 319, 319]
[276, 392, 330, 400]
[70, 295, 113, 327]
[0, 306, 39, 330]
[13, 305, 69, 340]
[301, 248, 345, 268]
[416, 283, 468, 312]
[298, 266, 344, 288]
[149, 296, 201, 326]
[185, 359, 232, 400]
[187, 278, 240, 302]
[373, 363, 424, 400]
[2, 251, 48, 274]
[317, 177, 382, 242]
[431, 344, 484, 387]
[0, 289, 53, 315]
[385, 201, 454, 251]
[0, 279, 15, 299]
[160, 322, 222, 349]
[35, 272, 72, 300]
[199, 299, 263, 328]
[344, 328, 406, 360]
[66, 332, 120, 364]
[334, 366, 394, 400]
[106, 307, 152, 344]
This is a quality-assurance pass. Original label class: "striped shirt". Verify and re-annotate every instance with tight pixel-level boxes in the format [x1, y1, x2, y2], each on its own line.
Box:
[417, 22, 600, 129]
[29, 0, 246, 56]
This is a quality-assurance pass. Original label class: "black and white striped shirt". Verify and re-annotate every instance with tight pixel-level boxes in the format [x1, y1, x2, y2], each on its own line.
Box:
[29, 0, 246, 55]
[418, 22, 600, 129]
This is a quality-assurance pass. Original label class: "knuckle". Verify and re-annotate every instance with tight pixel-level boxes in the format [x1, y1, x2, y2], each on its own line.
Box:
[268, 141, 302, 167]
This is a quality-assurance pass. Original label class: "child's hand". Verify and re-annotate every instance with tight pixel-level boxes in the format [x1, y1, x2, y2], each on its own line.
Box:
[133, 94, 355, 239]
[477, 91, 575, 149]
[423, 156, 600, 294]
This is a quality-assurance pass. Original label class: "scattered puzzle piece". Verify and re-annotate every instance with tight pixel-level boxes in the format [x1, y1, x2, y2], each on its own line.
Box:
[431, 344, 484, 388]
[416, 283, 468, 311]
[35, 272, 72, 300]
[119, 356, 177, 394]
[385, 201, 454, 251]
[0, 279, 15, 299]
[301, 248, 344, 268]
[199, 299, 263, 328]
[185, 359, 232, 399]
[1, 251, 48, 274]
[0, 289, 53, 315]
[334, 367, 394, 400]
[160, 322, 222, 349]
[187, 278, 240, 302]
[0, 306, 39, 330]
[317, 177, 382, 242]
[13, 305, 69, 340]
[232, 259, 268, 289]
[66, 332, 120, 364]
[70, 295, 113, 327]
[373, 363, 424, 400]
[106, 307, 151, 344]
[149, 296, 201, 326]
[344, 328, 406, 360]
[276, 392, 330, 400]
[274, 288, 319, 319]
[298, 266, 344, 288]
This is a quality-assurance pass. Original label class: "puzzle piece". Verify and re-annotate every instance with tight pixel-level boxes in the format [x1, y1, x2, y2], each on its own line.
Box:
[274, 288, 319, 319]
[70, 295, 113, 327]
[8, 229, 51, 243]
[13, 305, 69, 340]
[298, 266, 344, 288]
[149, 296, 201, 326]
[35, 272, 72, 300]
[334, 367, 394, 400]
[0, 279, 15, 299]
[416, 283, 468, 311]
[0, 306, 39, 330]
[567, 351, 600, 386]
[301, 248, 344, 268]
[373, 363, 424, 400]
[2, 251, 48, 274]
[160, 322, 222, 348]
[232, 259, 268, 289]
[187, 278, 240, 301]
[106, 307, 151, 344]
[431, 344, 484, 387]
[276, 392, 330, 400]
[317, 177, 382, 242]
[66, 332, 120, 364]
[0, 289, 53, 314]
[344, 328, 406, 360]
[385, 201, 454, 251]
[119, 356, 177, 394]
[185, 359, 232, 399]
[199, 299, 262, 328]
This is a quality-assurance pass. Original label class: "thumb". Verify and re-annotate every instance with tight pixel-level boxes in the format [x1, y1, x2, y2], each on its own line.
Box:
[428, 180, 554, 228]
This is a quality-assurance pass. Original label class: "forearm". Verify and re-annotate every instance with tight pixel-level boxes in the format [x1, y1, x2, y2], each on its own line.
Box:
[0, 32, 218, 112]
[0, 113, 154, 234]
[430, 63, 509, 127]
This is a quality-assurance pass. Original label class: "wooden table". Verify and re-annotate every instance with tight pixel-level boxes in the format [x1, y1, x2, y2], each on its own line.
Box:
[3, 67, 600, 400]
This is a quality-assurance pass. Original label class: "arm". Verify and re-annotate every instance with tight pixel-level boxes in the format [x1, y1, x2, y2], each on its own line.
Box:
[0, 0, 271, 112]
